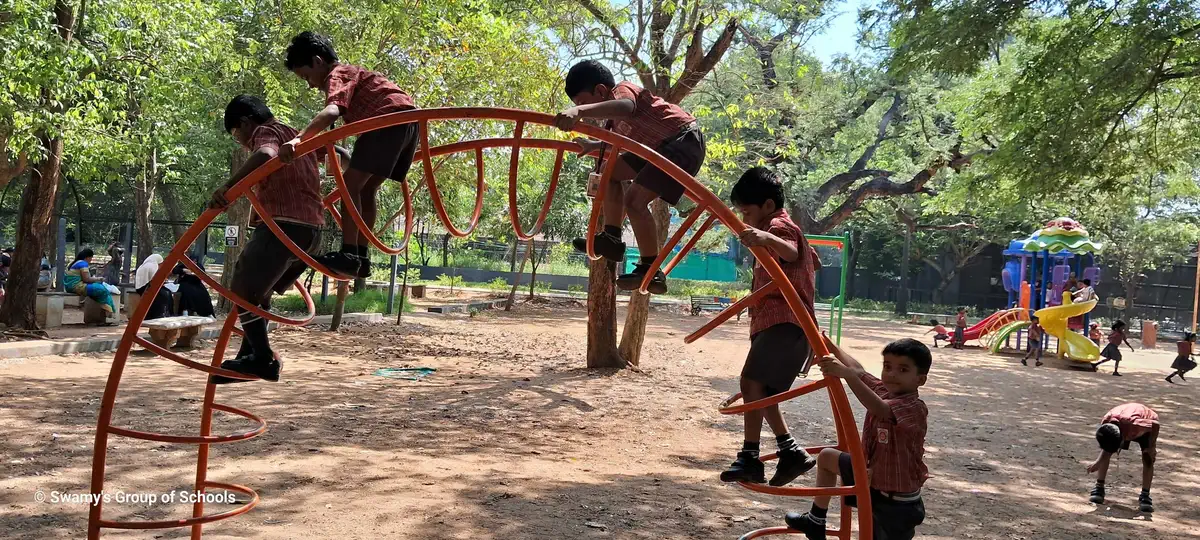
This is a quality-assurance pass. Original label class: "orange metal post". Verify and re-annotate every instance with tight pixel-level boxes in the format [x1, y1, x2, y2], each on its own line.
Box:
[663, 214, 717, 276]
[637, 207, 708, 292]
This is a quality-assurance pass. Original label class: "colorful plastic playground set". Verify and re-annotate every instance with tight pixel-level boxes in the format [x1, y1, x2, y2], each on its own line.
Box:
[955, 217, 1105, 365]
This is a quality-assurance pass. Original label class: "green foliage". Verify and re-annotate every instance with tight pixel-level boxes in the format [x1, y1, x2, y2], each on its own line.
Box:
[486, 277, 510, 291]
[273, 289, 411, 315]
[436, 273, 465, 289]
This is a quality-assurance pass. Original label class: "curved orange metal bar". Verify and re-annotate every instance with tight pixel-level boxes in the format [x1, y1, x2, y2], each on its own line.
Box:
[663, 213, 717, 276]
[87, 107, 870, 539]
[506, 123, 566, 240]
[637, 207, 708, 293]
[417, 122, 487, 238]
[177, 254, 316, 326]
[97, 481, 258, 530]
[106, 403, 267, 444]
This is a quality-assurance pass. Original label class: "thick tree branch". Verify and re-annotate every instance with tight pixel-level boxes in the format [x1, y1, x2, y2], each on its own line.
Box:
[666, 17, 738, 103]
[813, 169, 893, 207]
[574, 0, 653, 85]
[851, 93, 905, 171]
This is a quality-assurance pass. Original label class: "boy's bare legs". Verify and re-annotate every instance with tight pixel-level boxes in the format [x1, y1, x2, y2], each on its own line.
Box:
[623, 183, 660, 261]
[1139, 429, 1157, 512]
[321, 168, 382, 276]
[785, 447, 842, 538]
[723, 378, 814, 487]
[574, 161, 635, 262]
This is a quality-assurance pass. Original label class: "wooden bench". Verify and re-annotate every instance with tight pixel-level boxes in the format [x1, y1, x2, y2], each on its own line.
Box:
[690, 296, 742, 321]
[142, 315, 215, 349]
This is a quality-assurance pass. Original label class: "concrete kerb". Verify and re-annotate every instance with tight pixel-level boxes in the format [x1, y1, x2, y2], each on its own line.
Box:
[0, 312, 385, 360]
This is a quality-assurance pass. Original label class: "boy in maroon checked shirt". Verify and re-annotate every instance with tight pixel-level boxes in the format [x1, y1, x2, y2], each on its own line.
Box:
[553, 60, 705, 295]
[785, 337, 931, 540]
[207, 95, 341, 383]
[718, 167, 819, 488]
[280, 31, 418, 279]
[1088, 402, 1159, 512]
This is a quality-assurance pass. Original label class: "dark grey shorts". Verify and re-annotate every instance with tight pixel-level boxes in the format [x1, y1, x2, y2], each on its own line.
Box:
[349, 121, 419, 181]
[837, 452, 926, 540]
[742, 323, 811, 395]
[230, 223, 321, 307]
[620, 126, 705, 206]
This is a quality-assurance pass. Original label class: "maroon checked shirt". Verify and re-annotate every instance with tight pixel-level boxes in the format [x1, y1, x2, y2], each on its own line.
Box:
[608, 82, 695, 149]
[248, 120, 324, 228]
[323, 64, 416, 124]
[749, 210, 816, 336]
[859, 372, 929, 494]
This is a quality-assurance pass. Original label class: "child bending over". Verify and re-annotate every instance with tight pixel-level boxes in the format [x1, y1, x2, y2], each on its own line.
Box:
[785, 337, 931, 540]
[924, 319, 949, 349]
[1088, 402, 1159, 513]
[718, 167, 818, 487]
[281, 31, 418, 278]
[554, 60, 705, 294]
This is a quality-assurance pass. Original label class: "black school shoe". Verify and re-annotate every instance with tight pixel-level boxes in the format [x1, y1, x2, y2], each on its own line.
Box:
[1139, 491, 1154, 513]
[571, 232, 625, 262]
[616, 264, 668, 294]
[210, 355, 282, 385]
[719, 451, 766, 484]
[1089, 483, 1105, 504]
[770, 448, 818, 487]
[314, 251, 362, 277]
[783, 511, 827, 540]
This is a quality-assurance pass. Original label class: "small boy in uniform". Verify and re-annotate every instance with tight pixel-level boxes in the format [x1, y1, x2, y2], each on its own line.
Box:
[953, 307, 967, 349]
[1088, 323, 1102, 345]
[923, 319, 949, 349]
[1088, 402, 1159, 512]
[1022, 316, 1044, 367]
[1092, 320, 1134, 376]
[1166, 332, 1196, 383]
[280, 31, 418, 278]
[208, 95, 335, 383]
[785, 337, 931, 540]
[554, 60, 705, 294]
[719, 167, 817, 487]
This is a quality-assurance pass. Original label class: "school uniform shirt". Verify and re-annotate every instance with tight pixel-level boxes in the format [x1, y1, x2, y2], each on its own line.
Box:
[608, 82, 695, 149]
[956, 313, 967, 328]
[749, 210, 815, 337]
[1028, 324, 1044, 341]
[1108, 329, 1126, 346]
[931, 325, 949, 336]
[860, 372, 929, 493]
[1102, 403, 1159, 442]
[249, 120, 325, 227]
[324, 64, 416, 124]
[1179, 341, 1194, 356]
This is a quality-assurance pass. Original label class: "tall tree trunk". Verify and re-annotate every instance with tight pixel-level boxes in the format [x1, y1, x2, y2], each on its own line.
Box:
[529, 241, 550, 299]
[587, 258, 623, 367]
[66, 175, 84, 253]
[0, 1, 74, 329]
[845, 230, 863, 300]
[0, 137, 63, 329]
[618, 200, 670, 366]
[46, 185, 65, 266]
[896, 223, 913, 315]
[1123, 279, 1139, 311]
[506, 238, 532, 311]
[329, 281, 349, 331]
[159, 181, 187, 241]
[134, 148, 157, 265]
[218, 147, 251, 313]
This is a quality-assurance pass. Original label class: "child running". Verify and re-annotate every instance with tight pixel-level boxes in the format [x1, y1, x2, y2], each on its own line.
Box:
[719, 167, 817, 487]
[554, 60, 705, 294]
[1022, 316, 1044, 367]
[953, 307, 967, 349]
[1088, 402, 1159, 512]
[1092, 321, 1134, 376]
[208, 95, 334, 383]
[924, 319, 950, 349]
[280, 31, 418, 278]
[1166, 332, 1196, 383]
[785, 337, 931, 540]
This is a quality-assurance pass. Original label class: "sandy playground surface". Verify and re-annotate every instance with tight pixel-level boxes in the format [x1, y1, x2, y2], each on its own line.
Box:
[1, 302, 1198, 539]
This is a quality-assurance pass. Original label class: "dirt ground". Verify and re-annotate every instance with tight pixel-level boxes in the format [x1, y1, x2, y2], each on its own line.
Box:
[1, 302, 1198, 539]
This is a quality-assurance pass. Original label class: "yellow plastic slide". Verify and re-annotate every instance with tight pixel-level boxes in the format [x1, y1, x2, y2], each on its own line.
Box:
[1033, 299, 1100, 362]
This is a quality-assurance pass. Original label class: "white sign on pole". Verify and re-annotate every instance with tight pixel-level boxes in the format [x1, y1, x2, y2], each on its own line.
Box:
[224, 225, 239, 247]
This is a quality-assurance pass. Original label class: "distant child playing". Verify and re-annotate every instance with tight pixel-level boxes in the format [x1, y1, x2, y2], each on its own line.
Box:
[719, 167, 818, 487]
[280, 31, 418, 278]
[1092, 321, 1134, 376]
[554, 60, 706, 294]
[1088, 323, 1102, 345]
[924, 319, 950, 349]
[785, 337, 931, 540]
[208, 95, 336, 383]
[1088, 402, 1159, 513]
[1022, 316, 1044, 367]
[1166, 332, 1196, 383]
[953, 307, 967, 349]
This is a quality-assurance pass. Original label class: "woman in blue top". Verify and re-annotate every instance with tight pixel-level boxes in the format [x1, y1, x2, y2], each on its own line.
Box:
[63, 248, 116, 315]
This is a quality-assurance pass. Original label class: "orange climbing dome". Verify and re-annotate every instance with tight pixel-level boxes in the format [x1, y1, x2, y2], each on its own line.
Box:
[85, 107, 872, 539]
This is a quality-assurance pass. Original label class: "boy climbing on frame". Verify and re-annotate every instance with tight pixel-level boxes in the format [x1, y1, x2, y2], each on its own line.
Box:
[785, 337, 931, 540]
[280, 31, 418, 278]
[718, 167, 818, 487]
[553, 60, 706, 294]
[1092, 320, 1134, 376]
[1022, 315, 1044, 367]
[208, 95, 342, 383]
[1088, 402, 1159, 512]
